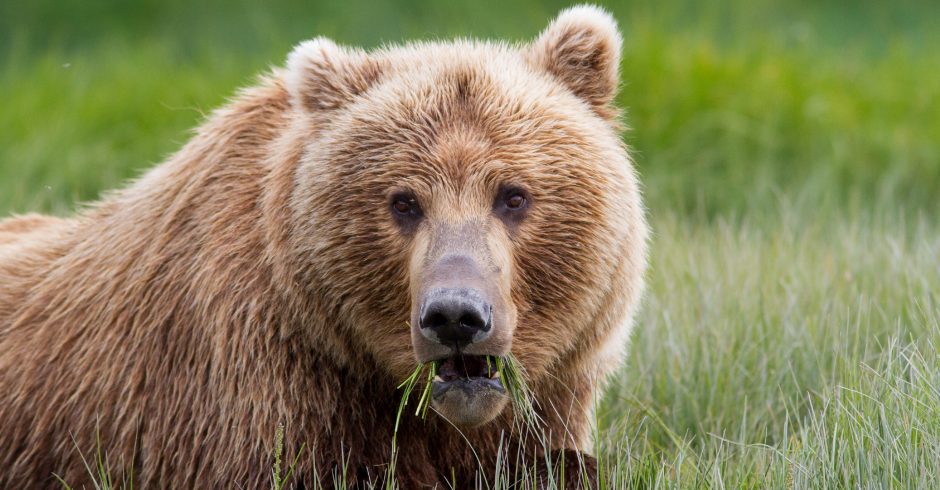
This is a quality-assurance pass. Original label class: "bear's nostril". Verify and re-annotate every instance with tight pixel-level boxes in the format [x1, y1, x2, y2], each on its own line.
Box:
[459, 312, 485, 330]
[424, 312, 449, 330]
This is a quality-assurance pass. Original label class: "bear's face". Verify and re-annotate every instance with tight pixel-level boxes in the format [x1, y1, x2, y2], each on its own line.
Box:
[283, 7, 642, 427]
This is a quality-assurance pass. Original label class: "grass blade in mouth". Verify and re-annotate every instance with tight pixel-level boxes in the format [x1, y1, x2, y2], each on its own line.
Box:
[415, 361, 437, 418]
[394, 362, 435, 429]
[495, 353, 540, 428]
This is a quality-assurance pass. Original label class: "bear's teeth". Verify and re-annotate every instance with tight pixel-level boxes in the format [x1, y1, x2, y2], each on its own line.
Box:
[489, 371, 500, 379]
[433, 375, 444, 383]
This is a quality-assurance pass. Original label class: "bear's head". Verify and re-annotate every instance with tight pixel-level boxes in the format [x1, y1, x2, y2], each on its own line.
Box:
[277, 6, 646, 428]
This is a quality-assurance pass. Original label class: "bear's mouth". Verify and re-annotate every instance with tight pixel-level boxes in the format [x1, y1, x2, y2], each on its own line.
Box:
[431, 354, 505, 397]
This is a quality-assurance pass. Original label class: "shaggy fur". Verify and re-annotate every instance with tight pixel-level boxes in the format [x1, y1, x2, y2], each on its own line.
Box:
[0, 6, 648, 488]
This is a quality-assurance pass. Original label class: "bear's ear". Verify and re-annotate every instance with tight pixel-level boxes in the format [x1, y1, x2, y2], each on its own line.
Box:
[285, 37, 384, 112]
[527, 5, 622, 118]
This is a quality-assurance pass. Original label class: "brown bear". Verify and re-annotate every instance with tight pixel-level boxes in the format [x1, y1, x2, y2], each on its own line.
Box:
[0, 5, 648, 488]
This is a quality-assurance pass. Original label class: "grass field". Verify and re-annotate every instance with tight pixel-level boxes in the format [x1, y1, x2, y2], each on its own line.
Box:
[2, 1, 938, 488]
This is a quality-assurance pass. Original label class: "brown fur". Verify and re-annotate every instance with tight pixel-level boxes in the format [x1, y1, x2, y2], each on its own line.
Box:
[0, 6, 648, 488]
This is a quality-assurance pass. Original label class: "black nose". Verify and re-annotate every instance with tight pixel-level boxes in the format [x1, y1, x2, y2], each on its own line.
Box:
[419, 288, 492, 347]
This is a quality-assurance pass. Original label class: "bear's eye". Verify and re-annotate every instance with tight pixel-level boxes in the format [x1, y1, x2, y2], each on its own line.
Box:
[498, 187, 529, 212]
[392, 199, 414, 215]
[505, 193, 526, 210]
[389, 192, 423, 229]
[494, 186, 530, 228]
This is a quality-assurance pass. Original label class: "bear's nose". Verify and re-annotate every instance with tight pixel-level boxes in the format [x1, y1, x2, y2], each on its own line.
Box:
[419, 288, 492, 348]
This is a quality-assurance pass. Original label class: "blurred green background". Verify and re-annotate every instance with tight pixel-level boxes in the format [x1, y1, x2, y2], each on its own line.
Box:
[1, 0, 937, 218]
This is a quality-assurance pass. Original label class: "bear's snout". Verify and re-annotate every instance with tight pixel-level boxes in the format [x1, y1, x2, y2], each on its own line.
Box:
[410, 248, 514, 364]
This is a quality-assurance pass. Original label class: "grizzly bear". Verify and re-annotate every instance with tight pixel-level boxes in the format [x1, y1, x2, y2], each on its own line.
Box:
[0, 5, 648, 488]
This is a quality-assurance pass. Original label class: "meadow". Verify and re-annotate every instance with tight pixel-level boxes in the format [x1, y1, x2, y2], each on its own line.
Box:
[2, 1, 938, 488]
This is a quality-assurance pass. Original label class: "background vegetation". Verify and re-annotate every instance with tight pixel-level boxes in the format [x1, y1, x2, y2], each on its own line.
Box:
[2, 0, 938, 487]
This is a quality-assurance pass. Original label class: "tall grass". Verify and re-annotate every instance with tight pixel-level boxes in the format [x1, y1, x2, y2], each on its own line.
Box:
[598, 209, 940, 488]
